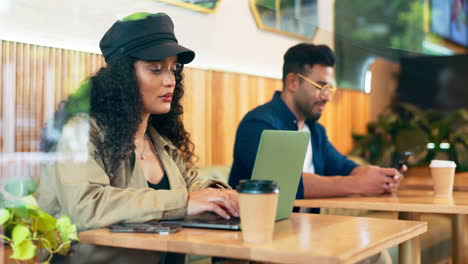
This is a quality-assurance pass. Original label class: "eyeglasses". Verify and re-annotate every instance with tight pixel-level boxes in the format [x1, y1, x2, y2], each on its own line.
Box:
[296, 73, 337, 96]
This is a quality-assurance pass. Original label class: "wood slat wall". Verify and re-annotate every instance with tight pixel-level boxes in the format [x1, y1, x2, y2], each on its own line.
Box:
[0, 41, 106, 154]
[0, 40, 370, 166]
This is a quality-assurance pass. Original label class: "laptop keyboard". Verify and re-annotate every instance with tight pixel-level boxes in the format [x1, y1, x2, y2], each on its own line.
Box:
[185, 212, 240, 225]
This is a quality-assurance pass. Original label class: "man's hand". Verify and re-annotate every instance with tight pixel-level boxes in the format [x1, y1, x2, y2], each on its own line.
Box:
[350, 165, 402, 196]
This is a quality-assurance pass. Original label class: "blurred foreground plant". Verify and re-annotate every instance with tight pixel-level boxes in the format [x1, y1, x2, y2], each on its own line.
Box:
[1, 179, 78, 263]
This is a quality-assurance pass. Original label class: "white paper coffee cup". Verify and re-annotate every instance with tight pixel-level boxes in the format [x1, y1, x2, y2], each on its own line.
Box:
[429, 160, 456, 196]
[429, 160, 457, 168]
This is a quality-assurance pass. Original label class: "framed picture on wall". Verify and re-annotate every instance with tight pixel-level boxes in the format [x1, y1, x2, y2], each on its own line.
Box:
[250, 0, 318, 40]
[158, 0, 222, 13]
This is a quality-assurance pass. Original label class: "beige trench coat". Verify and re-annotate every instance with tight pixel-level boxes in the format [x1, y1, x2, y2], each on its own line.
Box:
[35, 114, 229, 263]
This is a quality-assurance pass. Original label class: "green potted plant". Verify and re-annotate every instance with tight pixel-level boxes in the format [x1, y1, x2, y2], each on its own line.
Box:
[1, 178, 78, 263]
[351, 102, 468, 171]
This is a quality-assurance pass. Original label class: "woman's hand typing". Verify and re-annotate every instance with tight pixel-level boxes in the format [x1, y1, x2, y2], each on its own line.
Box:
[187, 188, 239, 219]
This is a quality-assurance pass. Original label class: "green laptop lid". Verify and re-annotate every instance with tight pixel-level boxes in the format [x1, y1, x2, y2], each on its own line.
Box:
[251, 130, 309, 220]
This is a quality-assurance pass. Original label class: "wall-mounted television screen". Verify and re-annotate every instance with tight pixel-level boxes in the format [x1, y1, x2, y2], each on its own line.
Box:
[431, 0, 468, 47]
[396, 54, 468, 112]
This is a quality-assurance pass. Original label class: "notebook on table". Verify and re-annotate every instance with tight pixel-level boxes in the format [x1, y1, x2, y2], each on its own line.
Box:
[161, 130, 310, 230]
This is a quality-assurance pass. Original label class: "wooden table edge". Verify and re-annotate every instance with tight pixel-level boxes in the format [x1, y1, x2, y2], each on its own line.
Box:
[341, 220, 427, 264]
[400, 184, 468, 192]
[294, 200, 468, 214]
[79, 219, 427, 264]
[78, 228, 337, 264]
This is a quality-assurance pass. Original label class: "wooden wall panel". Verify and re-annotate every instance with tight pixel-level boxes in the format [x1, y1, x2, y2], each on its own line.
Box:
[1, 40, 105, 153]
[15, 43, 24, 152]
[182, 67, 213, 166]
[211, 71, 232, 165]
[323, 89, 370, 155]
[7, 41, 17, 153]
[369, 58, 400, 122]
[0, 40, 371, 167]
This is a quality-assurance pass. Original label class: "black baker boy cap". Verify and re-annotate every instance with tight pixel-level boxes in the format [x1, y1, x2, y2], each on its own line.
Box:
[99, 12, 195, 64]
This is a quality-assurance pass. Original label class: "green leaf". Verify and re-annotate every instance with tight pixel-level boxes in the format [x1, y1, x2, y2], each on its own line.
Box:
[454, 143, 468, 171]
[4, 179, 38, 198]
[21, 195, 39, 210]
[10, 239, 37, 261]
[119, 12, 152, 22]
[57, 215, 79, 242]
[0, 208, 10, 225]
[40, 229, 59, 250]
[434, 151, 450, 161]
[395, 127, 428, 164]
[10, 204, 29, 220]
[36, 210, 57, 233]
[12, 224, 31, 245]
[57, 242, 71, 256]
[65, 79, 91, 116]
[352, 133, 367, 140]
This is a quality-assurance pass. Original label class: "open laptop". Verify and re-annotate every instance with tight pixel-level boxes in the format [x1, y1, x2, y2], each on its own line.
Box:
[161, 130, 310, 230]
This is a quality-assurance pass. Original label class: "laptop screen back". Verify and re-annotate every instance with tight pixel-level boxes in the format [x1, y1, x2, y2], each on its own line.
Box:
[251, 130, 309, 220]
[160, 130, 309, 230]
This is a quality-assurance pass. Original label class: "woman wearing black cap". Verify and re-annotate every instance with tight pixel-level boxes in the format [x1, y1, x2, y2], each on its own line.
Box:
[36, 12, 238, 263]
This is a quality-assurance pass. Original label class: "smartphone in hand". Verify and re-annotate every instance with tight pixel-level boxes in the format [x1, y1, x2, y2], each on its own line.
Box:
[392, 151, 412, 171]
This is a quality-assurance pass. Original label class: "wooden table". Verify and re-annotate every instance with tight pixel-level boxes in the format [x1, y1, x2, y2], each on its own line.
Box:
[79, 213, 426, 264]
[295, 189, 468, 264]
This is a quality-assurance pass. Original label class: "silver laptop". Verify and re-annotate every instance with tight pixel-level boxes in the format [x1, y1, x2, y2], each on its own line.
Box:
[161, 130, 309, 230]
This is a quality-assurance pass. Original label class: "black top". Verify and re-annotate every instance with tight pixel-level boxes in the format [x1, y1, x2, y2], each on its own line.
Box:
[147, 172, 170, 190]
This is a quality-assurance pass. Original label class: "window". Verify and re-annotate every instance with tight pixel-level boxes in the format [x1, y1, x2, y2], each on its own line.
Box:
[250, 0, 318, 39]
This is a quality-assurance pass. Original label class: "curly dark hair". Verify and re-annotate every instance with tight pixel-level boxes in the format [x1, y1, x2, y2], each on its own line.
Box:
[41, 56, 196, 177]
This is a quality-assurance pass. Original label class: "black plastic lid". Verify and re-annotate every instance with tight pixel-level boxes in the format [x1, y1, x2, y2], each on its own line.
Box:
[237, 180, 279, 194]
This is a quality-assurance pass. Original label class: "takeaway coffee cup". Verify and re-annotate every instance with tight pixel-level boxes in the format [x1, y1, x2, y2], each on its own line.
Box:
[430, 160, 457, 196]
[237, 180, 279, 243]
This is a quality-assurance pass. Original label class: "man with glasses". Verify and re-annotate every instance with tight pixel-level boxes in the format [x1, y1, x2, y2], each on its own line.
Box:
[229, 43, 403, 203]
